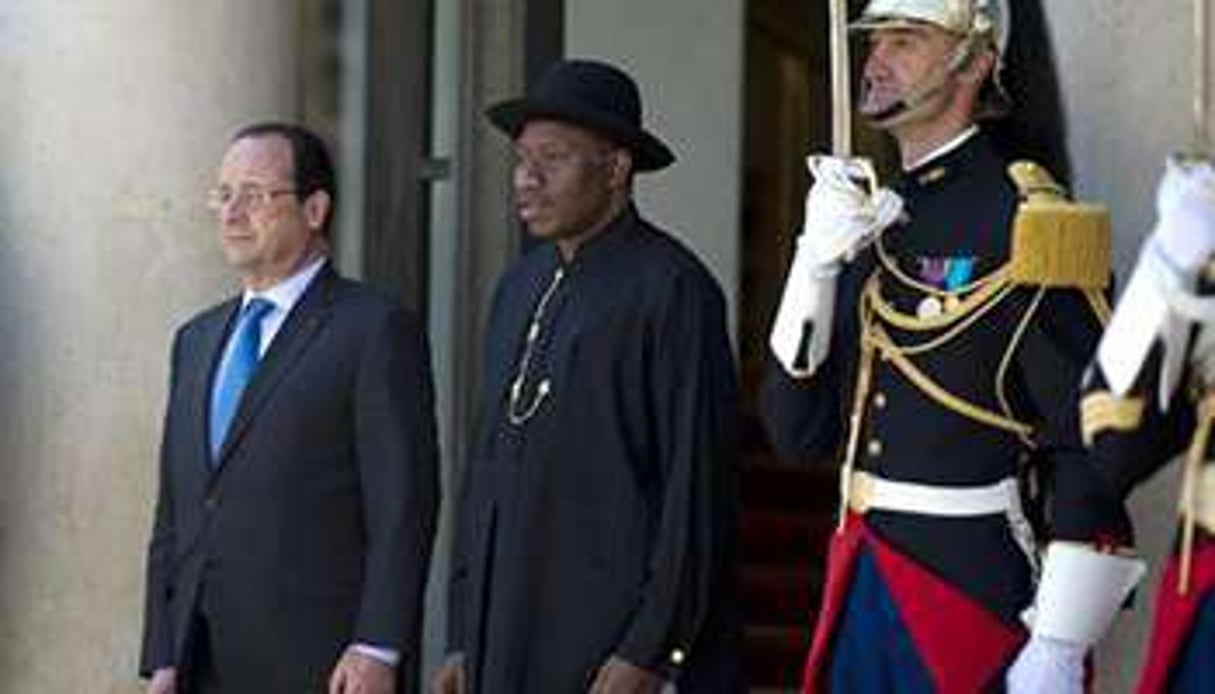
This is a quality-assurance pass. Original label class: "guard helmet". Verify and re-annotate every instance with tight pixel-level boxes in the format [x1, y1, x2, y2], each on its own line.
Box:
[852, 0, 1008, 56]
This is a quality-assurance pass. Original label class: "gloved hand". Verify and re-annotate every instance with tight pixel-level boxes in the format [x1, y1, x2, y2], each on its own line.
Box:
[1005, 636, 1085, 694]
[770, 156, 903, 377]
[1009, 542, 1145, 694]
[1153, 155, 1215, 272]
[799, 155, 904, 265]
[1098, 156, 1215, 406]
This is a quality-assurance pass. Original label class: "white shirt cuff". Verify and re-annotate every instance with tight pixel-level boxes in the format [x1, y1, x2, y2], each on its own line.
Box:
[351, 643, 400, 667]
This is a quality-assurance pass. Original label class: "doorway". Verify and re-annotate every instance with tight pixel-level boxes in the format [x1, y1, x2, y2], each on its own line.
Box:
[737, 1, 835, 688]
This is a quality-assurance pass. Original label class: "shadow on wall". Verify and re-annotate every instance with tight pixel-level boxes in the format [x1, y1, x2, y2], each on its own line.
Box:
[987, 0, 1073, 185]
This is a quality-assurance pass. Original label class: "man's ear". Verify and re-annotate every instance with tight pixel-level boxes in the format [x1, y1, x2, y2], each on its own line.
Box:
[958, 45, 996, 86]
[608, 149, 634, 189]
[301, 190, 332, 231]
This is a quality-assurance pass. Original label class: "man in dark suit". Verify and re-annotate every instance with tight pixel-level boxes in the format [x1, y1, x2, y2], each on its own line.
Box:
[139, 122, 438, 693]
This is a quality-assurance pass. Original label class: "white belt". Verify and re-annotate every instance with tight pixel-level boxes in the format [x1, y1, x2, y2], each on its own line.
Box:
[845, 470, 1039, 572]
[847, 470, 1018, 516]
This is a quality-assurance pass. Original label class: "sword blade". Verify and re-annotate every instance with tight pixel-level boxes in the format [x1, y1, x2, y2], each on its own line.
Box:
[829, 0, 852, 156]
[1196, 0, 1210, 152]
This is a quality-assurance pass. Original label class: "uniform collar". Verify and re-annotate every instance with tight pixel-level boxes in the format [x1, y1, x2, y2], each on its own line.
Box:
[905, 125, 979, 172]
[900, 127, 990, 192]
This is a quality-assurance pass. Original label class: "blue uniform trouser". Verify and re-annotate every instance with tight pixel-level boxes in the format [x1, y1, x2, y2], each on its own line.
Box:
[1171, 592, 1215, 693]
[829, 548, 935, 693]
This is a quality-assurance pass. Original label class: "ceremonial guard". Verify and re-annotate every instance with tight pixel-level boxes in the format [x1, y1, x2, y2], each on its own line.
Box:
[1082, 157, 1215, 693]
[761, 1, 1140, 691]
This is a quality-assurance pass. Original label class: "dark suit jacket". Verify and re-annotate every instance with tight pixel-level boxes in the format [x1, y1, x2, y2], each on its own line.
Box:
[139, 264, 439, 692]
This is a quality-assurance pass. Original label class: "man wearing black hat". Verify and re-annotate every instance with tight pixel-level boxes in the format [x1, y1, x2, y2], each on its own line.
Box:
[432, 59, 743, 693]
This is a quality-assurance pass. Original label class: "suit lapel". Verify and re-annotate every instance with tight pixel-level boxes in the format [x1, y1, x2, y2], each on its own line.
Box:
[213, 266, 337, 468]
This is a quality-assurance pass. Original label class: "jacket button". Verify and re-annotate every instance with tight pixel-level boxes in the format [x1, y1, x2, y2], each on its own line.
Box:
[872, 392, 887, 410]
[867, 439, 883, 457]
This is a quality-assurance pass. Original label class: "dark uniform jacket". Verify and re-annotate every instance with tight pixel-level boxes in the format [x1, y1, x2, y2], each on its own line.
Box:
[448, 206, 744, 693]
[762, 131, 1111, 623]
[140, 265, 439, 692]
[1082, 346, 1209, 693]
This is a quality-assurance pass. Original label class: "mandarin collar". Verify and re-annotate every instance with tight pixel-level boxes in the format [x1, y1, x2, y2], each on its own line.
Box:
[550, 203, 638, 269]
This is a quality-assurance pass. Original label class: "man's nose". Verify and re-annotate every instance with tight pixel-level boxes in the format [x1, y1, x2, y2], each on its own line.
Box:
[514, 163, 542, 189]
[220, 202, 247, 226]
[862, 49, 886, 79]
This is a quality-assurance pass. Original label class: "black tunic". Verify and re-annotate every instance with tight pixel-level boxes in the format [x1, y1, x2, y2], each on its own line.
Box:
[448, 205, 744, 693]
[1083, 349, 1196, 505]
[761, 131, 1112, 623]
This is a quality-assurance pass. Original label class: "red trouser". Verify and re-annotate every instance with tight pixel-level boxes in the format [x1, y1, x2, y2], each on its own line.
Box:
[1139, 539, 1215, 694]
[803, 514, 1026, 694]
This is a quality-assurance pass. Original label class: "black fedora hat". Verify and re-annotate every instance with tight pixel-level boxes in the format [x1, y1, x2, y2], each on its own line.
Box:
[486, 59, 675, 172]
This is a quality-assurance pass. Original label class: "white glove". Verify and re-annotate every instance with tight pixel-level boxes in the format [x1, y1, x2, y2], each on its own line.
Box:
[1005, 636, 1085, 694]
[769, 156, 903, 377]
[1008, 542, 1146, 694]
[1154, 156, 1215, 271]
[1098, 157, 1215, 408]
[799, 156, 904, 265]
[769, 245, 840, 377]
[1028, 542, 1145, 644]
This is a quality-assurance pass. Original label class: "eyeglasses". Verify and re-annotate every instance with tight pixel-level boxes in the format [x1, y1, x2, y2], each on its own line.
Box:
[206, 184, 298, 212]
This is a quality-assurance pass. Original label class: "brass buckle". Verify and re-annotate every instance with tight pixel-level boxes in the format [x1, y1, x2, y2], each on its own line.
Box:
[847, 470, 875, 515]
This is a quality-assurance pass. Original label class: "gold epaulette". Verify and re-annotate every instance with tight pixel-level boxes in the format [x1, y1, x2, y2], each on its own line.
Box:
[1006, 161, 1111, 291]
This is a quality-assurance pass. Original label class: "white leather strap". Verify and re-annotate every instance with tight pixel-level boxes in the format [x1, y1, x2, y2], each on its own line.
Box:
[848, 471, 1019, 516]
[847, 471, 1038, 572]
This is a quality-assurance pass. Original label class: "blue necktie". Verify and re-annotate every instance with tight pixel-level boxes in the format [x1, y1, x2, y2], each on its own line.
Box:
[210, 298, 274, 460]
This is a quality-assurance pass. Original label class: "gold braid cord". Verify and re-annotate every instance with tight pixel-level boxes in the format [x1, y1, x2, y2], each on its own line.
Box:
[1178, 393, 1215, 594]
[1079, 391, 1147, 446]
[1085, 290, 1113, 326]
[860, 269, 1035, 440]
[838, 326, 878, 532]
[834, 159, 1113, 518]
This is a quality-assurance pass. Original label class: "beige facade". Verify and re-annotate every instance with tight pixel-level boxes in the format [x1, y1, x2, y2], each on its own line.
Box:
[1048, 4, 1207, 691]
[0, 2, 302, 691]
[566, 0, 746, 327]
[0, 1, 1205, 691]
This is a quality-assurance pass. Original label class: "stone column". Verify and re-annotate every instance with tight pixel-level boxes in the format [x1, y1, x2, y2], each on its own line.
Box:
[0, 2, 299, 689]
[422, 0, 529, 676]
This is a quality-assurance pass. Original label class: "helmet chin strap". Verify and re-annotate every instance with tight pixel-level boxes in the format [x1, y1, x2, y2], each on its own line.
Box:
[863, 33, 984, 128]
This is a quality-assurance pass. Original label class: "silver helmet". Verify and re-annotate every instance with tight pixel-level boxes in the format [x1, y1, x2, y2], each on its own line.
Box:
[852, 0, 1011, 125]
[851, 0, 1009, 56]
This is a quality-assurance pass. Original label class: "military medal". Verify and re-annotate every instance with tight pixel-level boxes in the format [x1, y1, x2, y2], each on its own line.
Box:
[917, 295, 943, 319]
[914, 255, 975, 320]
